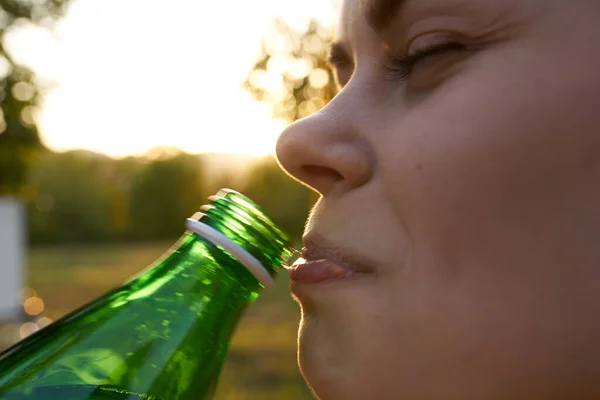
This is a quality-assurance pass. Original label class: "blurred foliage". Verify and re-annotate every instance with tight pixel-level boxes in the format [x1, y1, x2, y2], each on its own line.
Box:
[24, 149, 313, 246]
[27, 151, 117, 244]
[1, 0, 69, 22]
[243, 19, 338, 124]
[240, 18, 337, 229]
[13, 16, 342, 245]
[0, 0, 72, 195]
[129, 151, 207, 241]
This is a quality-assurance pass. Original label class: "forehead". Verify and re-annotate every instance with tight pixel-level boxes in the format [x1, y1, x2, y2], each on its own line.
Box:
[335, 0, 405, 56]
[338, 0, 405, 36]
[358, 0, 405, 32]
[336, 0, 410, 50]
[337, 0, 543, 41]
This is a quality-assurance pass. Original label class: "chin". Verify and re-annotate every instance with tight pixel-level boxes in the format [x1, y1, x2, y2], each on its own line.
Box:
[295, 285, 401, 400]
[298, 327, 400, 400]
[297, 318, 356, 400]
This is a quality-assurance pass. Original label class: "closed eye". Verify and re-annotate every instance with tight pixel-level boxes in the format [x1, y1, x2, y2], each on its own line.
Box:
[383, 42, 466, 82]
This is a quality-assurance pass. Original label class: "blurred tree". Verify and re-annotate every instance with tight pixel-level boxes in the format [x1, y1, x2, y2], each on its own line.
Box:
[243, 19, 339, 215]
[0, 0, 71, 195]
[27, 148, 211, 245]
[129, 149, 208, 241]
[28, 150, 115, 244]
[243, 19, 338, 124]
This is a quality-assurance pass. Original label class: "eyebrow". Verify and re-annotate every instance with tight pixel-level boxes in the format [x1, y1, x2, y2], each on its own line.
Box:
[327, 0, 407, 70]
[361, 0, 407, 33]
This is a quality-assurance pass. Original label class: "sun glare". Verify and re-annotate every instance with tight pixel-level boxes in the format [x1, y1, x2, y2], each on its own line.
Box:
[5, 0, 338, 159]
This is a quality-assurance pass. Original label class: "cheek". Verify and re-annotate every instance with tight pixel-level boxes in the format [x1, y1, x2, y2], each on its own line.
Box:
[378, 40, 600, 255]
[365, 38, 600, 396]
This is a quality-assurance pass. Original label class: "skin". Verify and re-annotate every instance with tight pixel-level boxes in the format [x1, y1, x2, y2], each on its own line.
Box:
[275, 0, 600, 399]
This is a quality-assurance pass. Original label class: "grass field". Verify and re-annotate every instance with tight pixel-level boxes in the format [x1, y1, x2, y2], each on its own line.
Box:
[20, 241, 314, 400]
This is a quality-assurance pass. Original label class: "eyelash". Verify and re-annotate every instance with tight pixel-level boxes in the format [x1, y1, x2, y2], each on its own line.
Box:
[384, 42, 465, 82]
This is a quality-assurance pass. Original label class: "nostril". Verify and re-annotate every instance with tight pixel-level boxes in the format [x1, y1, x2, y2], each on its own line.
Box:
[301, 165, 344, 182]
[299, 165, 345, 194]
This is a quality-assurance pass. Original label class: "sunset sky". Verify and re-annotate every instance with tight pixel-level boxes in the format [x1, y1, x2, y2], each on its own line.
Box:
[6, 0, 339, 158]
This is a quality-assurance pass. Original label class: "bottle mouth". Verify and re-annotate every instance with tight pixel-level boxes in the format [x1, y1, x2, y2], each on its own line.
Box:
[185, 218, 275, 288]
[187, 189, 297, 285]
[283, 250, 303, 270]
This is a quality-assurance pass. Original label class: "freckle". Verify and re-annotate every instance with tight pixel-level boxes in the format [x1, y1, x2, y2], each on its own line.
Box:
[416, 163, 423, 170]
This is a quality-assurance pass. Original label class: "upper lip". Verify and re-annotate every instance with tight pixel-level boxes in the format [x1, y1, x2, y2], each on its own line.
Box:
[300, 233, 375, 273]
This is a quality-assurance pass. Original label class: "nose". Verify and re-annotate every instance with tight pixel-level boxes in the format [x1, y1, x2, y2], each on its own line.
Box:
[276, 96, 374, 196]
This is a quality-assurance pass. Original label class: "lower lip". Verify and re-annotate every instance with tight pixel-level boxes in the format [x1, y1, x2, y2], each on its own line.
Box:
[287, 259, 358, 285]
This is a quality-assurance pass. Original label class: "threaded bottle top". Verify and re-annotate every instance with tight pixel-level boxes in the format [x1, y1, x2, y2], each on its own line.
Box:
[185, 189, 295, 287]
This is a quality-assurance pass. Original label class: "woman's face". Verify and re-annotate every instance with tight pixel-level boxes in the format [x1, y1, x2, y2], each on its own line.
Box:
[276, 0, 600, 399]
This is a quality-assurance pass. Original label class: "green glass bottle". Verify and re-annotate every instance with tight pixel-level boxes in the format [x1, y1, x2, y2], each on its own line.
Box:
[0, 189, 295, 400]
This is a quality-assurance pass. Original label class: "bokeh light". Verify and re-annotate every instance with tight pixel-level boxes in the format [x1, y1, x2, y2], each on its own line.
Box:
[19, 322, 38, 339]
[24, 296, 45, 316]
[11, 81, 35, 102]
[36, 317, 54, 329]
[309, 68, 329, 89]
[20, 105, 37, 127]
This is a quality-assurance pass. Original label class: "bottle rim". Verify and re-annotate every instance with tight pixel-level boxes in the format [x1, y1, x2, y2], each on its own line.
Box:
[185, 218, 274, 288]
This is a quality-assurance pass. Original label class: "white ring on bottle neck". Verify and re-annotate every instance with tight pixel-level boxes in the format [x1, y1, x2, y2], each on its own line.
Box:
[185, 218, 274, 288]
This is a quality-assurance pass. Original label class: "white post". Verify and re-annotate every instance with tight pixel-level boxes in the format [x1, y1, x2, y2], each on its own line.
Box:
[0, 197, 24, 321]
